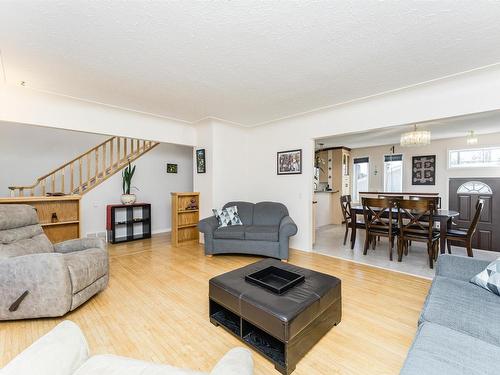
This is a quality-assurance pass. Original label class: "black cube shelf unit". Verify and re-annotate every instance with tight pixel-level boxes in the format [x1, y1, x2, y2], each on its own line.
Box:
[106, 203, 151, 244]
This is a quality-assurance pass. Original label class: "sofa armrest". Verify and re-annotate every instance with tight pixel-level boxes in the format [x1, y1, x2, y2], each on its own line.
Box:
[0, 253, 72, 320]
[1, 321, 89, 375]
[210, 347, 253, 375]
[54, 237, 106, 254]
[279, 215, 297, 238]
[198, 216, 219, 234]
[436, 254, 491, 281]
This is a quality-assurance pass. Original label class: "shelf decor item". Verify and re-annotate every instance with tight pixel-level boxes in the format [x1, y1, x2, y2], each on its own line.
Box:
[196, 149, 206, 173]
[277, 149, 302, 175]
[121, 161, 137, 205]
[171, 192, 200, 246]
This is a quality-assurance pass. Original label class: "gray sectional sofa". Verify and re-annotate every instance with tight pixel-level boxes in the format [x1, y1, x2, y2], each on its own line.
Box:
[198, 201, 297, 260]
[0, 204, 109, 320]
[401, 254, 500, 374]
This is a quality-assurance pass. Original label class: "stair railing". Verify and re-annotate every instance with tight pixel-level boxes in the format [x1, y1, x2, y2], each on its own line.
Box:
[8, 137, 158, 197]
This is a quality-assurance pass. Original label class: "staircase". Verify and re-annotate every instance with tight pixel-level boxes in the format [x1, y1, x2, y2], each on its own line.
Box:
[9, 137, 159, 197]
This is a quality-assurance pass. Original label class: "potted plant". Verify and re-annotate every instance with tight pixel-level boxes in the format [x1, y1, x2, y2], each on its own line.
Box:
[121, 162, 137, 205]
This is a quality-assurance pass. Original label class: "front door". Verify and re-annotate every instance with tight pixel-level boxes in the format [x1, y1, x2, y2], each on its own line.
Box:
[449, 178, 499, 251]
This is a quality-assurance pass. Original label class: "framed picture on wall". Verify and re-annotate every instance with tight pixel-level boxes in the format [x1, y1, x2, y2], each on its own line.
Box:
[277, 149, 302, 175]
[412, 155, 436, 185]
[166, 163, 178, 173]
[196, 149, 206, 173]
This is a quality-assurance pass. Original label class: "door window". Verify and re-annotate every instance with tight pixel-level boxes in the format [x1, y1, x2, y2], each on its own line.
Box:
[457, 181, 493, 195]
[384, 154, 403, 192]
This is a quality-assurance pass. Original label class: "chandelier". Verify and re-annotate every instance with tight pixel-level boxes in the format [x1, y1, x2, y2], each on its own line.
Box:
[466, 130, 478, 145]
[400, 124, 431, 147]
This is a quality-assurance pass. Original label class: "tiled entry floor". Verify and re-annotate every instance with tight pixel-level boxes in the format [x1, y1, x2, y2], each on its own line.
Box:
[313, 225, 499, 279]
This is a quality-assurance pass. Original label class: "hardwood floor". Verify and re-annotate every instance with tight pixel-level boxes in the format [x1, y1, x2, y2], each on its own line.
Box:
[0, 234, 430, 374]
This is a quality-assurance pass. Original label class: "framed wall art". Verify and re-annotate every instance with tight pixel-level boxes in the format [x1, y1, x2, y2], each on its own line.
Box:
[277, 149, 302, 175]
[412, 155, 436, 185]
[196, 149, 206, 173]
[166, 163, 178, 173]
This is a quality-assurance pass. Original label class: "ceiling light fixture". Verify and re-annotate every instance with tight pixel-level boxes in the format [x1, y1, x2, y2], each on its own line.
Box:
[466, 130, 478, 145]
[400, 124, 431, 147]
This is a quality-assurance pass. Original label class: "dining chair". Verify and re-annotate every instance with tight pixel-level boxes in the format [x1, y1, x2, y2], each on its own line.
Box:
[340, 195, 365, 246]
[409, 195, 441, 209]
[445, 199, 485, 257]
[362, 198, 398, 261]
[397, 199, 439, 269]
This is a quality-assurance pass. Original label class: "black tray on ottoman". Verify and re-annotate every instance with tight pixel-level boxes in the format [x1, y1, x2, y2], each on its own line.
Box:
[245, 266, 305, 294]
[209, 259, 342, 375]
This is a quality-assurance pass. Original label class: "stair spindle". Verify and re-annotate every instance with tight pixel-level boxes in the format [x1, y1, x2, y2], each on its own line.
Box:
[117, 137, 121, 164]
[61, 168, 65, 193]
[79, 158, 83, 191]
[41, 179, 46, 196]
[95, 148, 99, 182]
[70, 162, 74, 193]
[110, 138, 114, 171]
[102, 143, 106, 177]
[51, 174, 55, 194]
[124, 138, 127, 161]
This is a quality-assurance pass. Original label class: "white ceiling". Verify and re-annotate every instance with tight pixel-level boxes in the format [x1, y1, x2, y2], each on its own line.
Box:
[316, 110, 500, 149]
[1, 1, 500, 126]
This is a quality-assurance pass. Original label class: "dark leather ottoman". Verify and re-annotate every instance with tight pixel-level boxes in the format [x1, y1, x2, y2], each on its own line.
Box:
[209, 259, 341, 374]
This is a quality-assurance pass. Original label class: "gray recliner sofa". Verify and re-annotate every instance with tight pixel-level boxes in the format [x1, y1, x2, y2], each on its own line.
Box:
[0, 204, 109, 320]
[400, 255, 500, 374]
[198, 201, 297, 260]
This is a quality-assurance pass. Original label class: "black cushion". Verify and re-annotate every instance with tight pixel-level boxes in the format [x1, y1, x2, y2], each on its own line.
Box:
[244, 225, 279, 242]
[447, 229, 468, 237]
[213, 226, 245, 240]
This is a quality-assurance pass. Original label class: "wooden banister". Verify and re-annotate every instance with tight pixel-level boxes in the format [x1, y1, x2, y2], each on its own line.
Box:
[8, 136, 159, 197]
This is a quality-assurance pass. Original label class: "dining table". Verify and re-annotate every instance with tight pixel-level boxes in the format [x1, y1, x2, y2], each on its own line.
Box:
[349, 205, 460, 254]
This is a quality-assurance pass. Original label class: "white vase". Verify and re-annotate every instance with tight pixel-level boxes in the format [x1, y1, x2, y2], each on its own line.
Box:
[121, 194, 136, 205]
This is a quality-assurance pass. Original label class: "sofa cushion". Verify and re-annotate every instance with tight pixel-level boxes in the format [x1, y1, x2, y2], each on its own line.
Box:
[400, 322, 500, 375]
[244, 226, 279, 242]
[252, 202, 288, 226]
[0, 232, 54, 259]
[212, 206, 243, 228]
[223, 202, 254, 225]
[64, 249, 108, 294]
[213, 226, 246, 240]
[0, 204, 39, 231]
[73, 354, 205, 375]
[471, 257, 500, 296]
[1, 320, 89, 375]
[419, 275, 500, 346]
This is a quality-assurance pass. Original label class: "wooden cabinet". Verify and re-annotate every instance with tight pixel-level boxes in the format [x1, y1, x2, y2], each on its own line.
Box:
[0, 196, 80, 243]
[171, 192, 200, 246]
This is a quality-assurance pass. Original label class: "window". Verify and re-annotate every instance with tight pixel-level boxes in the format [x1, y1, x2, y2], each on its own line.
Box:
[353, 157, 369, 202]
[384, 154, 403, 192]
[457, 181, 492, 195]
[449, 147, 500, 168]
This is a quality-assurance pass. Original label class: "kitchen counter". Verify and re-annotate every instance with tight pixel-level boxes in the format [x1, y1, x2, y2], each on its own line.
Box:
[314, 190, 340, 194]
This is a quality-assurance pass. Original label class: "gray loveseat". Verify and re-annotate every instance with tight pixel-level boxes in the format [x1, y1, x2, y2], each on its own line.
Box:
[401, 255, 500, 374]
[198, 201, 297, 260]
[0, 204, 109, 320]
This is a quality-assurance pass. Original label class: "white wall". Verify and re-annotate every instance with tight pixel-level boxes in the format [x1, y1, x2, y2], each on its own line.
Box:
[0, 122, 193, 236]
[82, 142, 193, 236]
[240, 65, 500, 251]
[351, 133, 500, 209]
[0, 122, 107, 195]
[0, 84, 196, 146]
[193, 118, 249, 220]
